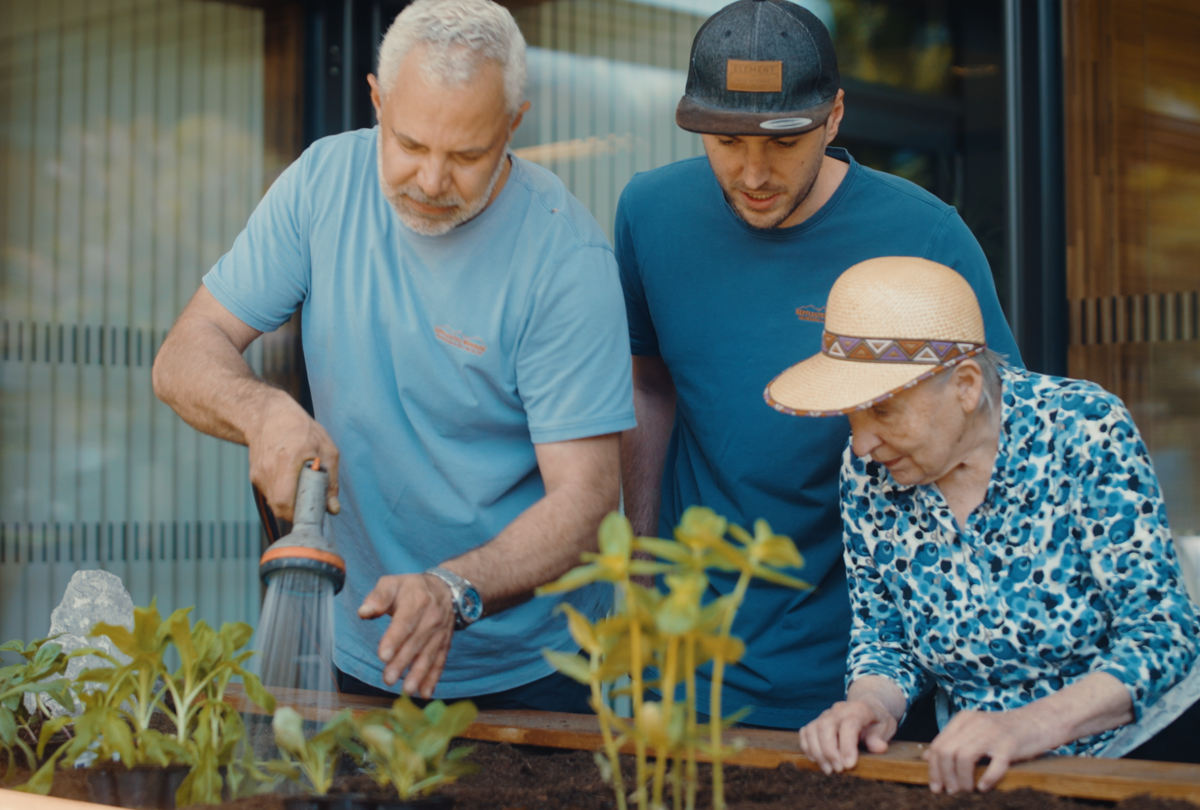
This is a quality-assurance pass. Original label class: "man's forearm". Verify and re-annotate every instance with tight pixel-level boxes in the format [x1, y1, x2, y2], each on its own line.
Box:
[152, 286, 280, 446]
[442, 434, 620, 614]
[622, 355, 676, 537]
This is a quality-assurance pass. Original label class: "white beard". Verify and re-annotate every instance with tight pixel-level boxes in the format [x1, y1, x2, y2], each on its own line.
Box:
[377, 129, 508, 237]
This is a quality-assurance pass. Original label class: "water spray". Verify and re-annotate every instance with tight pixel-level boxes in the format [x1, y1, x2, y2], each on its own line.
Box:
[254, 460, 345, 705]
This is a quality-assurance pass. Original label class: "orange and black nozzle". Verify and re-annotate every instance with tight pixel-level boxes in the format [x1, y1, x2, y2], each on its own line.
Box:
[258, 459, 346, 594]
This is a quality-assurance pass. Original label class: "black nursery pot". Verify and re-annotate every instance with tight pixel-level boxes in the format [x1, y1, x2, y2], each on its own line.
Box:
[88, 764, 191, 809]
[283, 795, 370, 810]
[283, 795, 455, 810]
[372, 796, 455, 810]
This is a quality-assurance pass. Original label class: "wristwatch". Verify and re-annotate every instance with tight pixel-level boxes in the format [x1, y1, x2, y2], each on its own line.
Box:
[424, 566, 483, 630]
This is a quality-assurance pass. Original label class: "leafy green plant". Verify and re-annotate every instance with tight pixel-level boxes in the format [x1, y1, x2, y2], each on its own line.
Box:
[160, 608, 275, 806]
[268, 706, 357, 795]
[17, 601, 274, 804]
[538, 507, 810, 810]
[0, 636, 95, 784]
[352, 695, 479, 799]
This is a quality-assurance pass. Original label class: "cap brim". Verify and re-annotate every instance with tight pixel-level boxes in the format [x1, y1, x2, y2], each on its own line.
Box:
[765, 353, 957, 417]
[676, 96, 835, 136]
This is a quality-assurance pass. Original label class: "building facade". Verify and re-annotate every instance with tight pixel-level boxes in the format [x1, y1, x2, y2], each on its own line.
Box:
[1, 0, 1198, 640]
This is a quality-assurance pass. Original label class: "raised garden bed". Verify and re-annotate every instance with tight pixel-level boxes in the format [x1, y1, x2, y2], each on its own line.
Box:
[7, 665, 1200, 809]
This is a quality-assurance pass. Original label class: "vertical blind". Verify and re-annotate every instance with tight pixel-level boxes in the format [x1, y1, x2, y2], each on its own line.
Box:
[0, 0, 267, 642]
[510, 0, 712, 239]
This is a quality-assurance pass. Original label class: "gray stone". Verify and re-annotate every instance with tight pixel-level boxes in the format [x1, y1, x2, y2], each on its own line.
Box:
[24, 570, 135, 717]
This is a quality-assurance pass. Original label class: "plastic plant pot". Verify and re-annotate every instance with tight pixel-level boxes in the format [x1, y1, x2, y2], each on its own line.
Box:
[372, 796, 455, 810]
[161, 764, 190, 809]
[88, 764, 190, 809]
[282, 794, 371, 810]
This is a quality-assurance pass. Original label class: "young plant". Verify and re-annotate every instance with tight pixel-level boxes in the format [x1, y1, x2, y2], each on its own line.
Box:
[538, 507, 809, 810]
[539, 512, 673, 809]
[0, 636, 93, 786]
[164, 612, 275, 806]
[21, 602, 274, 805]
[268, 706, 357, 795]
[353, 695, 479, 799]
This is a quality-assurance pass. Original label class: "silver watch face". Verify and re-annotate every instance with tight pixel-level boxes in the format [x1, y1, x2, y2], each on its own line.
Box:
[459, 586, 483, 623]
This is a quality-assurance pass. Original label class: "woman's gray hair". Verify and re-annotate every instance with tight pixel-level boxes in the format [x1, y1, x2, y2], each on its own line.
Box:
[376, 0, 527, 114]
[972, 348, 1005, 414]
[934, 348, 1005, 414]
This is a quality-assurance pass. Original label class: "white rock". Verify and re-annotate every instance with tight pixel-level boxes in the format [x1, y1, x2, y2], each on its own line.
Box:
[23, 570, 135, 718]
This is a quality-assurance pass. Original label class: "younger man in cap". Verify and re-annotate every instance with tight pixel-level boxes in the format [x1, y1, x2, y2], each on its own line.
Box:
[616, 0, 1021, 729]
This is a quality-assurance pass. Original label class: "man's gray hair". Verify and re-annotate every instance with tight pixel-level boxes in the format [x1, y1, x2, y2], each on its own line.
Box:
[376, 0, 527, 113]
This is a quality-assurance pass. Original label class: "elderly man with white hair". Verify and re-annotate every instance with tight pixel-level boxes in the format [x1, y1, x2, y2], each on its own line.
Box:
[153, 0, 634, 710]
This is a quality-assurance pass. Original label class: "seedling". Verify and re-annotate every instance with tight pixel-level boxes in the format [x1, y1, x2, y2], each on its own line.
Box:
[538, 507, 809, 810]
[352, 695, 480, 799]
[268, 706, 357, 795]
[159, 608, 276, 805]
[17, 601, 274, 804]
[0, 636, 95, 782]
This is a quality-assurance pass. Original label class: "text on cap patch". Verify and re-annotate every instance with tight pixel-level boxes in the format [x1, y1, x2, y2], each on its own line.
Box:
[726, 60, 783, 92]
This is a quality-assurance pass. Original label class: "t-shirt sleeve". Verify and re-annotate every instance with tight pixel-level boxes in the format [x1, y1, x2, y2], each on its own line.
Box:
[1066, 389, 1200, 719]
[516, 243, 637, 445]
[841, 446, 932, 710]
[202, 155, 312, 333]
[614, 184, 660, 357]
[925, 210, 1023, 368]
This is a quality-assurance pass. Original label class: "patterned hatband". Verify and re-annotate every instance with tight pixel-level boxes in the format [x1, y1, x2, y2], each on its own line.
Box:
[822, 331, 985, 364]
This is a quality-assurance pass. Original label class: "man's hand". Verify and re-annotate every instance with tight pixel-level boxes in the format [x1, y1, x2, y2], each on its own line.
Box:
[357, 572, 457, 698]
[799, 698, 898, 774]
[246, 394, 341, 521]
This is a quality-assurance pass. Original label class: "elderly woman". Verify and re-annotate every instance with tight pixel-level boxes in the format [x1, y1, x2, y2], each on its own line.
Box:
[765, 257, 1200, 793]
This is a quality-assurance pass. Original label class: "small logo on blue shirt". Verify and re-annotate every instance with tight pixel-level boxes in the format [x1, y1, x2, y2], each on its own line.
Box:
[796, 305, 825, 324]
[434, 325, 487, 356]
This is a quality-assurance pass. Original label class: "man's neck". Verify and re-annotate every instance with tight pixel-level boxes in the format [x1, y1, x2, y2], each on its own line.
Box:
[777, 152, 850, 229]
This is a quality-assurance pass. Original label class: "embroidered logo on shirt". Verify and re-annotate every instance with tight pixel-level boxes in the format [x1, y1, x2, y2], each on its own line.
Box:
[795, 305, 825, 324]
[434, 326, 487, 356]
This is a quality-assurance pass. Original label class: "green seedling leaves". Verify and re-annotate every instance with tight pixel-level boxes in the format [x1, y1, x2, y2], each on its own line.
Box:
[270, 707, 356, 795]
[0, 706, 16, 746]
[543, 650, 592, 685]
[673, 507, 728, 551]
[350, 695, 479, 799]
[4, 604, 276, 798]
[538, 513, 639, 595]
[543, 507, 813, 810]
[273, 706, 308, 754]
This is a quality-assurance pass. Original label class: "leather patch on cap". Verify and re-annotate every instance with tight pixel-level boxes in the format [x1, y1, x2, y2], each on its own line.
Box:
[726, 60, 783, 92]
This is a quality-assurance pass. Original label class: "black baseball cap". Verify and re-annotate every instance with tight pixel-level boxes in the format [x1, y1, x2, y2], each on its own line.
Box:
[676, 0, 840, 137]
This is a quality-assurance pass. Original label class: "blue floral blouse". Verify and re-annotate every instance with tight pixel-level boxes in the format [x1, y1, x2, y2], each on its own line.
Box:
[841, 365, 1200, 755]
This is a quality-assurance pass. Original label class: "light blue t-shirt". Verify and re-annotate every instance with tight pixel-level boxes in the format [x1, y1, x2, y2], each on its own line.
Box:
[204, 128, 636, 698]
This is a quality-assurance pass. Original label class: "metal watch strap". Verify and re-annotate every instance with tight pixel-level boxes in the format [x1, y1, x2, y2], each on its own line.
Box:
[425, 566, 481, 629]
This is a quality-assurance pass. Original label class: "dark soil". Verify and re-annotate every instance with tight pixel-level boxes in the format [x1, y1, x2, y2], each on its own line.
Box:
[10, 740, 1200, 810]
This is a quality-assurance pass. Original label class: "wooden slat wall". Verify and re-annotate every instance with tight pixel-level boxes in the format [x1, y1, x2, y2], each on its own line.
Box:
[1064, 0, 1200, 534]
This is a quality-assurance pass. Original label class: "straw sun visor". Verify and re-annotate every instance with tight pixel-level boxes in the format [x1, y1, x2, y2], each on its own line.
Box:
[765, 257, 987, 417]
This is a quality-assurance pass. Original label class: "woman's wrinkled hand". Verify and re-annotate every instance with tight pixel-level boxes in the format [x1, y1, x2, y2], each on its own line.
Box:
[923, 708, 1051, 794]
[799, 698, 899, 774]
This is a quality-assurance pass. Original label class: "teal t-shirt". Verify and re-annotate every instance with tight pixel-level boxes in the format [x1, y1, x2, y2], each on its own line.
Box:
[205, 128, 635, 698]
[615, 148, 1022, 727]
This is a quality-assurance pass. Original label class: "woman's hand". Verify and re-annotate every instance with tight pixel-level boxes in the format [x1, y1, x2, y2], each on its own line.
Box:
[923, 708, 1050, 793]
[925, 673, 1133, 794]
[799, 676, 906, 774]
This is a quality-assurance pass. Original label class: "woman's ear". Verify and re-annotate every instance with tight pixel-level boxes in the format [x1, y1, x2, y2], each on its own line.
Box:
[953, 360, 985, 413]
